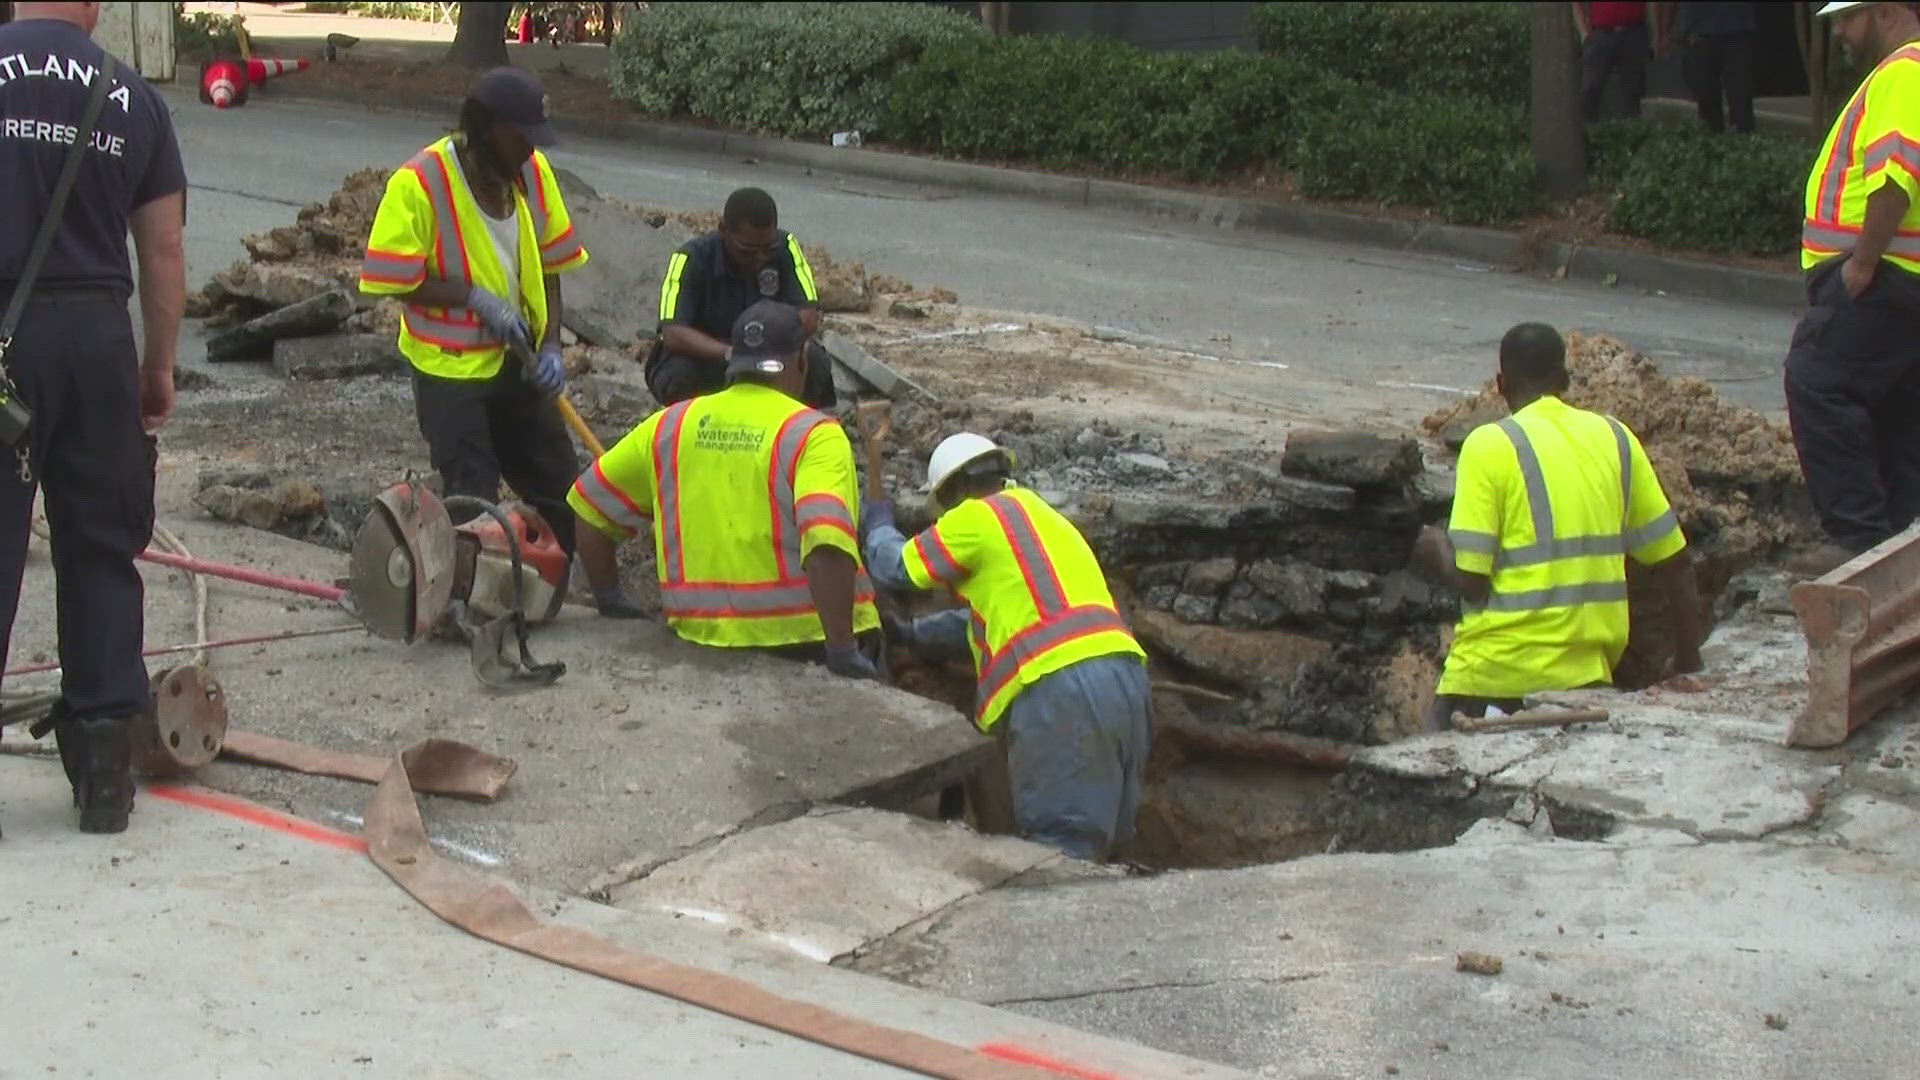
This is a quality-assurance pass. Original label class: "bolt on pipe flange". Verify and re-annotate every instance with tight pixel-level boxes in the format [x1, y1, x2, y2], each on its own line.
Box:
[131, 664, 229, 777]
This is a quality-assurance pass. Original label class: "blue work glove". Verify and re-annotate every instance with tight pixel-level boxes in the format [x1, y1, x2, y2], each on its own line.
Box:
[466, 285, 532, 352]
[530, 343, 566, 397]
[593, 586, 649, 620]
[824, 643, 880, 681]
[860, 496, 896, 548]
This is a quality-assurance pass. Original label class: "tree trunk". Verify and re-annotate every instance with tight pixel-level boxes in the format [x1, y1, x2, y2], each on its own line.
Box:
[447, 1, 512, 68]
[1529, 0, 1587, 201]
[1794, 1, 1832, 136]
[601, 2, 617, 44]
[979, 2, 1010, 35]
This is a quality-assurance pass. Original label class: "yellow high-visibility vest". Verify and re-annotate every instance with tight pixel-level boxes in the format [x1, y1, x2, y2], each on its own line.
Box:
[901, 487, 1143, 732]
[1802, 43, 1920, 273]
[567, 383, 880, 648]
[358, 137, 589, 379]
[1441, 396, 1687, 700]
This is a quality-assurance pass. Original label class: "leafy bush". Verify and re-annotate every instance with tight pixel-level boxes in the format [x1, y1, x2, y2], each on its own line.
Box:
[609, 2, 984, 139]
[886, 35, 1321, 180]
[1608, 131, 1814, 254]
[1251, 2, 1528, 106]
[1291, 86, 1542, 226]
[174, 9, 245, 59]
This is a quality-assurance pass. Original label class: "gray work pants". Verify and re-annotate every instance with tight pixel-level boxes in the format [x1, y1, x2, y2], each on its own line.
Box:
[1000, 654, 1151, 861]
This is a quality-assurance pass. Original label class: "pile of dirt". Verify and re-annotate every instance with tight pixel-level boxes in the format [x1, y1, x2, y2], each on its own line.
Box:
[1421, 332, 1811, 565]
[188, 168, 402, 333]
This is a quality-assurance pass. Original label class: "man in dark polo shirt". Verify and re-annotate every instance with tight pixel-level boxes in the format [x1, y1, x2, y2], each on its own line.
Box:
[646, 186, 836, 410]
[0, 1, 187, 836]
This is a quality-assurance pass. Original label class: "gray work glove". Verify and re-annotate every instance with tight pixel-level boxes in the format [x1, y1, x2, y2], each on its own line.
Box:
[466, 285, 532, 353]
[880, 610, 916, 651]
[824, 643, 880, 681]
[593, 586, 649, 620]
[531, 343, 566, 396]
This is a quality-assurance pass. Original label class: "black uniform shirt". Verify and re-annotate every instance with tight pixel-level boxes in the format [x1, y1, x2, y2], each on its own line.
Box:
[658, 229, 820, 341]
[0, 18, 186, 294]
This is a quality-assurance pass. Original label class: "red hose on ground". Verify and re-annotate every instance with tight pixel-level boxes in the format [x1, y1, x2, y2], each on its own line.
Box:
[3, 624, 364, 678]
[136, 548, 345, 603]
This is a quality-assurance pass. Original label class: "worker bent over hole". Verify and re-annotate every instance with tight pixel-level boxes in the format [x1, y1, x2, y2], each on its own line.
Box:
[861, 431, 1151, 862]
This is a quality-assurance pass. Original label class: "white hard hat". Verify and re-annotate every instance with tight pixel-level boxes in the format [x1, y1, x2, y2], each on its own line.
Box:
[925, 433, 1015, 496]
[1817, 2, 1873, 15]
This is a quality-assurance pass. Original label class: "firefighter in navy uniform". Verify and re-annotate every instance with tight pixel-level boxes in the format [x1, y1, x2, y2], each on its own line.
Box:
[0, 2, 188, 834]
[647, 186, 837, 411]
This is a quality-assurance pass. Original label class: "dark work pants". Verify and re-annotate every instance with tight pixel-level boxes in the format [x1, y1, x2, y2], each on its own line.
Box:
[1784, 260, 1920, 552]
[411, 364, 580, 556]
[1682, 33, 1756, 134]
[646, 340, 839, 411]
[1581, 23, 1650, 121]
[0, 294, 156, 722]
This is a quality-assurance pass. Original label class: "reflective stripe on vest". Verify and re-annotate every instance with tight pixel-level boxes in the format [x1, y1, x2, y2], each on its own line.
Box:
[652, 400, 873, 621]
[374, 141, 564, 354]
[967, 491, 1128, 718]
[976, 603, 1134, 707]
[1451, 417, 1642, 613]
[1804, 46, 1920, 260]
[1801, 220, 1920, 262]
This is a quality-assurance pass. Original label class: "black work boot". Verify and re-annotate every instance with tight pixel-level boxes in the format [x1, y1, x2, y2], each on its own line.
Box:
[73, 717, 134, 834]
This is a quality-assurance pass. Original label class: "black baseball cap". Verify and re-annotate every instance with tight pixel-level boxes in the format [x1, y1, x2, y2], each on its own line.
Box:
[471, 67, 557, 147]
[725, 301, 808, 382]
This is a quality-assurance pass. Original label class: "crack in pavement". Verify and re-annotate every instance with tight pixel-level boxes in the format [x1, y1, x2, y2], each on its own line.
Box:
[984, 971, 1327, 1008]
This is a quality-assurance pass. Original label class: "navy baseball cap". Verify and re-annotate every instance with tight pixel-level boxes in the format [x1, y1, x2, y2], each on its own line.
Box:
[725, 301, 808, 382]
[471, 67, 557, 147]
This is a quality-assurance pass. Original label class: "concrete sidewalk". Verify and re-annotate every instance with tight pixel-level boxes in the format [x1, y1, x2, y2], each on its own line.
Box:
[0, 755, 1242, 1079]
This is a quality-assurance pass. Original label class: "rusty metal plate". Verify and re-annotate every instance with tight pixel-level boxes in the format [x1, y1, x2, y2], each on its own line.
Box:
[1789, 529, 1920, 748]
[133, 664, 230, 777]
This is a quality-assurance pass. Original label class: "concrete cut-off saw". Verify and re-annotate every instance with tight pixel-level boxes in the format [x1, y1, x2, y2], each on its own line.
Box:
[348, 480, 569, 689]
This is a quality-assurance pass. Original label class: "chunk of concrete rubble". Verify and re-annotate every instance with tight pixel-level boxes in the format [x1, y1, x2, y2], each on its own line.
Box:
[607, 807, 1072, 962]
[814, 329, 936, 403]
[1488, 724, 1841, 840]
[273, 333, 404, 381]
[1115, 451, 1174, 478]
[1269, 475, 1359, 512]
[193, 476, 327, 531]
[208, 260, 349, 310]
[206, 289, 355, 362]
[1131, 608, 1331, 692]
[1282, 429, 1423, 488]
[568, 372, 656, 426]
[550, 169, 692, 347]
[1243, 560, 1330, 619]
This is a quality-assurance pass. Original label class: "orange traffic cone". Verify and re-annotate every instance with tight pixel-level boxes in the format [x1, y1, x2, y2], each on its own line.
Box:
[244, 57, 311, 86]
[198, 58, 249, 109]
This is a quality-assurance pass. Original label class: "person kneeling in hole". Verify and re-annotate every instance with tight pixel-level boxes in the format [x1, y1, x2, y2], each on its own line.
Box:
[1412, 323, 1705, 729]
[861, 432, 1149, 861]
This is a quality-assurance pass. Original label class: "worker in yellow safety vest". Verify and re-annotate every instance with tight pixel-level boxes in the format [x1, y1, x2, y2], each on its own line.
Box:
[861, 432, 1149, 861]
[1783, 1, 1920, 573]
[567, 300, 884, 676]
[1413, 323, 1705, 729]
[358, 67, 591, 558]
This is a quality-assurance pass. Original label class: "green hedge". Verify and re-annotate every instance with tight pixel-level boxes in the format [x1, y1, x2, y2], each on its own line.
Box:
[1609, 131, 1814, 254]
[1250, 2, 1528, 106]
[609, 2, 983, 139]
[886, 36, 1318, 180]
[1292, 86, 1542, 226]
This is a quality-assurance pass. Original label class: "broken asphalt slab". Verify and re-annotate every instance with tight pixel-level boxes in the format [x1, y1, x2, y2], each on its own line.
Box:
[0, 757, 1245, 1080]
[548, 168, 691, 348]
[853, 833, 1920, 1079]
[609, 806, 1091, 963]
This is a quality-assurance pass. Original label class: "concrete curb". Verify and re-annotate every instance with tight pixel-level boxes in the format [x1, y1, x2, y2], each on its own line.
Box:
[244, 77, 1805, 311]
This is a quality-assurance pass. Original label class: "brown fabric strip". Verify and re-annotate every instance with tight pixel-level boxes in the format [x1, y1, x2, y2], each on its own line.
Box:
[221, 731, 517, 802]
[362, 750, 1060, 1080]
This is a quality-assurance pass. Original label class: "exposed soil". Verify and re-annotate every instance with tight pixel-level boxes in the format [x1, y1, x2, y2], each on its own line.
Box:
[166, 175, 1815, 870]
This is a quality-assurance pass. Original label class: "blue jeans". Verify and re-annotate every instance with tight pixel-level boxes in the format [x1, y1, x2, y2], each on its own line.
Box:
[1000, 654, 1151, 861]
